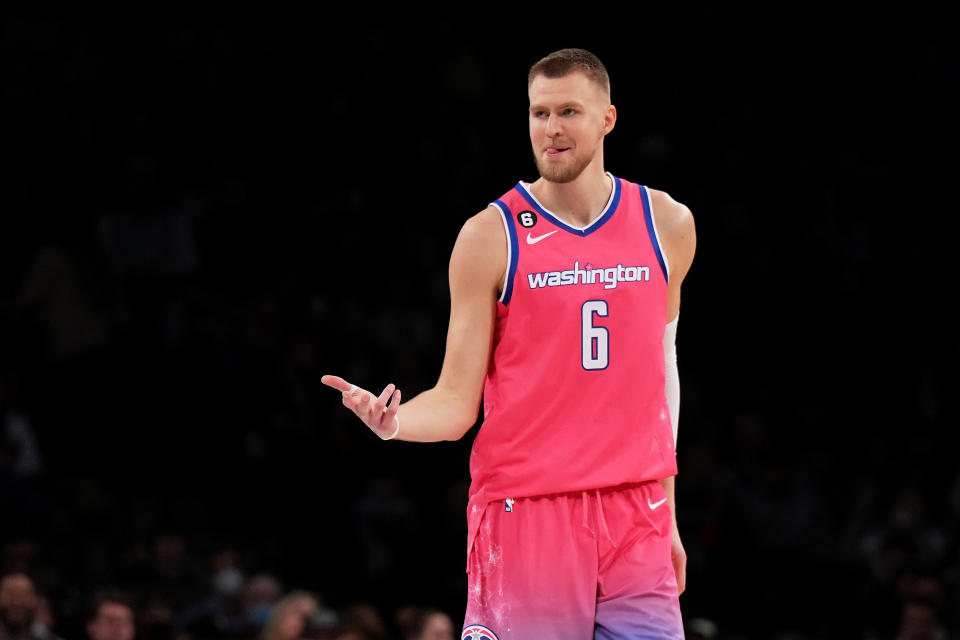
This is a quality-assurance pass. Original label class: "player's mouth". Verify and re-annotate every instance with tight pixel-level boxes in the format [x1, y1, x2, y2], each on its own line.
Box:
[546, 146, 571, 157]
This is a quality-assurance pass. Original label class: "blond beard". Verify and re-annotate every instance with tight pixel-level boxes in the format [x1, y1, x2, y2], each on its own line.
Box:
[533, 149, 594, 184]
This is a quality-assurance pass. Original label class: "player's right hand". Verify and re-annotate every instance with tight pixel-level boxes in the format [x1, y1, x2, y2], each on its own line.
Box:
[321, 374, 402, 440]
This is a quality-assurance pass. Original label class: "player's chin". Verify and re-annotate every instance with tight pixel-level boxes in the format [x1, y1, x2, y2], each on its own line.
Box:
[539, 166, 579, 184]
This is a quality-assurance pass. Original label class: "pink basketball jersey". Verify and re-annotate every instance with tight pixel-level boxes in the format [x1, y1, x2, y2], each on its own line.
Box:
[466, 174, 677, 554]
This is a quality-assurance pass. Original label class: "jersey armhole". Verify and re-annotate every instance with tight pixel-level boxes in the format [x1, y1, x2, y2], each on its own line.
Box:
[491, 199, 519, 305]
[640, 185, 670, 283]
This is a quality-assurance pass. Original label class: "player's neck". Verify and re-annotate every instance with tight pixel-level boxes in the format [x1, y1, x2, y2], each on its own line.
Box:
[530, 164, 612, 228]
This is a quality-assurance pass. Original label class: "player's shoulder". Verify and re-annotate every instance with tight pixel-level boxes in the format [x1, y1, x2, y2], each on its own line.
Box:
[641, 187, 696, 277]
[452, 205, 507, 263]
[645, 187, 694, 228]
[459, 204, 505, 244]
[449, 205, 507, 291]
[614, 176, 693, 226]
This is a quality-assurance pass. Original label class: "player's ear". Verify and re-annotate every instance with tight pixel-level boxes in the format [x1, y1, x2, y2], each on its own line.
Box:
[603, 104, 617, 136]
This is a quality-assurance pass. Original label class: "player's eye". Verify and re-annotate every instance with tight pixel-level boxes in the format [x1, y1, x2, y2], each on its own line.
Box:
[563, 108, 577, 116]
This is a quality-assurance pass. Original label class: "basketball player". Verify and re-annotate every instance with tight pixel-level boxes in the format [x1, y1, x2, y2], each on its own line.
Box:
[322, 48, 695, 639]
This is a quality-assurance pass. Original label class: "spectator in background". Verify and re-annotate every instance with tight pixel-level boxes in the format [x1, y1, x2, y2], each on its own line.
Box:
[0, 367, 43, 480]
[0, 573, 65, 640]
[86, 590, 135, 640]
[684, 618, 719, 640]
[136, 592, 175, 640]
[243, 574, 283, 633]
[0, 367, 46, 534]
[419, 613, 452, 640]
[896, 597, 947, 640]
[257, 591, 319, 640]
[138, 533, 195, 616]
[334, 604, 386, 640]
[172, 565, 250, 640]
[394, 608, 453, 640]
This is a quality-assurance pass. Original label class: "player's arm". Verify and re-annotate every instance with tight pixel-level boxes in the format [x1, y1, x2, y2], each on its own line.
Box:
[321, 206, 505, 442]
[651, 189, 696, 595]
[653, 190, 696, 323]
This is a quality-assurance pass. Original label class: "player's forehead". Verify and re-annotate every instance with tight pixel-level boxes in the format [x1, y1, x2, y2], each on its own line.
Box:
[528, 71, 609, 107]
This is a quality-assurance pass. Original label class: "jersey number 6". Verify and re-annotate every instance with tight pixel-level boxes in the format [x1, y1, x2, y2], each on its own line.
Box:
[581, 300, 609, 370]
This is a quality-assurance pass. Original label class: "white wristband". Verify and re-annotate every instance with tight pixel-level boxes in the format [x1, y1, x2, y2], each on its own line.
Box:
[664, 314, 680, 448]
[380, 416, 400, 441]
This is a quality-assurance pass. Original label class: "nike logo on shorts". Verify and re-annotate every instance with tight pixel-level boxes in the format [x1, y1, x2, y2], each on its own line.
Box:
[648, 497, 668, 510]
[526, 230, 558, 245]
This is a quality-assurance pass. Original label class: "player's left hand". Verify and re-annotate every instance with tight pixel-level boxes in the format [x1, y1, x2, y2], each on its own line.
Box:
[671, 523, 687, 595]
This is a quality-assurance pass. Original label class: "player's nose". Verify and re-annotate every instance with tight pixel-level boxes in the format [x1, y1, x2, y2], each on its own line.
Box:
[545, 112, 563, 137]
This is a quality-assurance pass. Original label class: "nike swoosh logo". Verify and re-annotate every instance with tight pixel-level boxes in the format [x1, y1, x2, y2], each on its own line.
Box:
[648, 497, 668, 510]
[526, 230, 558, 245]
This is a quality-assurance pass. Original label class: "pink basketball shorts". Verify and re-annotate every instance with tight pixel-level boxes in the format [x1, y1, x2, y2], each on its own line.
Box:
[461, 480, 683, 640]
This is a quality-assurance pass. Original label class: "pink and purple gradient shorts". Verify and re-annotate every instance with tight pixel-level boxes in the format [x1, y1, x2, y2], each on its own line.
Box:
[462, 481, 682, 640]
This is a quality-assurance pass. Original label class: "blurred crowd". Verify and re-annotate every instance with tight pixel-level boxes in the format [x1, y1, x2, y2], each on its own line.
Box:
[0, 567, 456, 640]
[3, 7, 959, 640]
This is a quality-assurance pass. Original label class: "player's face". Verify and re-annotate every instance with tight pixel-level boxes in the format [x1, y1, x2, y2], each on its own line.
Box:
[528, 71, 614, 183]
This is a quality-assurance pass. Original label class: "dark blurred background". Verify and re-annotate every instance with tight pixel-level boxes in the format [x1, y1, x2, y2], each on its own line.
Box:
[2, 5, 958, 640]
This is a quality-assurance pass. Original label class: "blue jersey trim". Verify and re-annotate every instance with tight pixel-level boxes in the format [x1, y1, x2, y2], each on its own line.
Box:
[639, 185, 669, 283]
[493, 199, 520, 305]
[512, 176, 622, 237]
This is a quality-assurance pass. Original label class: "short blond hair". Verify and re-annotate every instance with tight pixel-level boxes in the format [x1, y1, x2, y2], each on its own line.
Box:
[528, 48, 610, 97]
